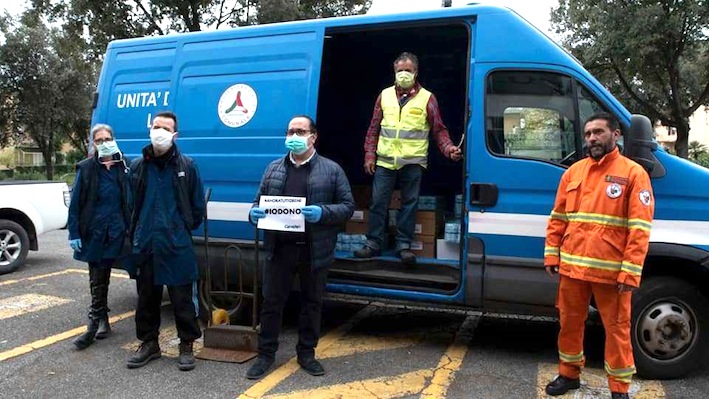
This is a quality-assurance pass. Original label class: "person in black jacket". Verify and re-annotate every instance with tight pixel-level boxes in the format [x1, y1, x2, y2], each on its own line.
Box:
[67, 123, 130, 350]
[125, 111, 206, 371]
[246, 115, 355, 380]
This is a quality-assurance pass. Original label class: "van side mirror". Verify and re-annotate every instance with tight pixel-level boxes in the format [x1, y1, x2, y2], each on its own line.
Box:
[625, 114, 666, 178]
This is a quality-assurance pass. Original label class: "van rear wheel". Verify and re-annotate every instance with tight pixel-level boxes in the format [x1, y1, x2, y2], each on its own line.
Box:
[632, 277, 709, 379]
[0, 220, 30, 275]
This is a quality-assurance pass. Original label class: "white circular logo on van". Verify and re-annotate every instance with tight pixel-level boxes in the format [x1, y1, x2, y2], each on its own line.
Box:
[218, 84, 257, 128]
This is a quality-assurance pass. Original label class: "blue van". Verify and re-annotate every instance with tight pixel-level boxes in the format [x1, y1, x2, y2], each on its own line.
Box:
[93, 4, 709, 379]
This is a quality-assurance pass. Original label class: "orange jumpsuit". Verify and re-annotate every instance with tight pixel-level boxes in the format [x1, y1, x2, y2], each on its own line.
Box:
[544, 147, 654, 393]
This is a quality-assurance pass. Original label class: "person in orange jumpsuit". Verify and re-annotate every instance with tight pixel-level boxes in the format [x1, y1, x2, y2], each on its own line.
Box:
[544, 112, 654, 398]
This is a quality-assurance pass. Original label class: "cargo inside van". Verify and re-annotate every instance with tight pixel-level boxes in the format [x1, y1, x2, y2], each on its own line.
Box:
[314, 22, 470, 293]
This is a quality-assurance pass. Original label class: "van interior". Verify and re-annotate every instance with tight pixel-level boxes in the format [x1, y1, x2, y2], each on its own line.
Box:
[315, 22, 470, 294]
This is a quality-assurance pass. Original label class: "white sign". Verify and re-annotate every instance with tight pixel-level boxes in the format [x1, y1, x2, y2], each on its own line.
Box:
[218, 83, 258, 128]
[257, 196, 306, 232]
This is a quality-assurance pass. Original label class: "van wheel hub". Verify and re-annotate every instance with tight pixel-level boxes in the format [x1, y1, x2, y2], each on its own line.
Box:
[637, 302, 695, 360]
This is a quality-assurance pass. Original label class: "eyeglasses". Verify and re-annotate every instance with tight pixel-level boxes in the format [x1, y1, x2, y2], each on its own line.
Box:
[93, 138, 112, 144]
[286, 129, 312, 137]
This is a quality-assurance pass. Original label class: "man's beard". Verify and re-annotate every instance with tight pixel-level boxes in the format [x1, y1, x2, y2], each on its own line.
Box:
[589, 142, 614, 160]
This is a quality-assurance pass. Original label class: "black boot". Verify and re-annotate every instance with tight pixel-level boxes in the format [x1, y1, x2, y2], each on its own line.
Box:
[94, 267, 112, 339]
[545, 375, 581, 396]
[73, 315, 100, 350]
[126, 340, 161, 369]
[178, 341, 196, 371]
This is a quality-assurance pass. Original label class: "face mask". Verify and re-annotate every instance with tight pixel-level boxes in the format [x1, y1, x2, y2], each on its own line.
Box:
[285, 135, 311, 155]
[395, 71, 415, 89]
[97, 140, 120, 157]
[150, 128, 175, 152]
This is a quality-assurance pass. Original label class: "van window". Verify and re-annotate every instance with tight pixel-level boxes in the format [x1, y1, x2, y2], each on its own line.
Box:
[486, 71, 580, 165]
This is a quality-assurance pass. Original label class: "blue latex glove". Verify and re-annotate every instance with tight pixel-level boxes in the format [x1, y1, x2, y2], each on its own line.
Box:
[249, 207, 266, 224]
[301, 205, 323, 223]
[69, 239, 82, 251]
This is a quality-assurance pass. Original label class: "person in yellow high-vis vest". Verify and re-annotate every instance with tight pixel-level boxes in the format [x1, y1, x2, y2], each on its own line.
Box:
[354, 52, 462, 265]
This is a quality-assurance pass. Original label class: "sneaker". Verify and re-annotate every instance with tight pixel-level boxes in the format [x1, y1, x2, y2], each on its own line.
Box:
[298, 357, 325, 376]
[611, 393, 630, 399]
[545, 375, 580, 396]
[398, 249, 416, 265]
[178, 341, 195, 371]
[246, 357, 274, 380]
[354, 246, 381, 259]
[126, 340, 161, 369]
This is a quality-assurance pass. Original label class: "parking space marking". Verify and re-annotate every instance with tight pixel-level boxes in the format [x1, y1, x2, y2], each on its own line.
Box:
[0, 309, 136, 362]
[0, 268, 129, 287]
[123, 325, 204, 358]
[238, 305, 378, 399]
[0, 294, 72, 321]
[536, 362, 666, 398]
[420, 314, 479, 399]
[265, 369, 435, 399]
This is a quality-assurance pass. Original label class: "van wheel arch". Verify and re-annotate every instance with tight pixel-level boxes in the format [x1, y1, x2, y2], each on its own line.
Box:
[0, 209, 38, 250]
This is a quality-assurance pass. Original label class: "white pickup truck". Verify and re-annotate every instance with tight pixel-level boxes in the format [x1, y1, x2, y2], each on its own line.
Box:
[0, 181, 70, 274]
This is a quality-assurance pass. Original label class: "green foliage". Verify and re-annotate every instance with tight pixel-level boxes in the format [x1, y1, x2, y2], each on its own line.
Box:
[694, 153, 709, 168]
[551, 0, 709, 159]
[688, 140, 708, 160]
[65, 149, 87, 166]
[0, 148, 15, 168]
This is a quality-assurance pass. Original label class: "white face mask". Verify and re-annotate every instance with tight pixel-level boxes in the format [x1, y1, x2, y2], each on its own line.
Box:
[150, 128, 175, 152]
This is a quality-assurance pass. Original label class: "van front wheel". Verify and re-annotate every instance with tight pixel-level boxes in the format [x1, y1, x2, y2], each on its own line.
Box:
[0, 220, 30, 275]
[632, 277, 709, 379]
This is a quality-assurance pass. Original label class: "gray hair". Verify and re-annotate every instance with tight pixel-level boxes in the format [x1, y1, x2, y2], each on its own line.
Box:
[91, 123, 114, 140]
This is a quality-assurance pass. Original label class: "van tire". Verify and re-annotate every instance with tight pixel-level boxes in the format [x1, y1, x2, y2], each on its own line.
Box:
[0, 219, 30, 275]
[632, 277, 709, 379]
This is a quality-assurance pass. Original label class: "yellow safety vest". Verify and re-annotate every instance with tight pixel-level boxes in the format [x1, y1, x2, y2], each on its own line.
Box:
[376, 86, 432, 170]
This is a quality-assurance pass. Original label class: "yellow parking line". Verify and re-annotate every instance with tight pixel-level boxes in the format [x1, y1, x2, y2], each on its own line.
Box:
[0, 294, 72, 321]
[238, 305, 377, 399]
[420, 315, 479, 399]
[0, 310, 136, 363]
[265, 369, 434, 399]
[0, 268, 129, 287]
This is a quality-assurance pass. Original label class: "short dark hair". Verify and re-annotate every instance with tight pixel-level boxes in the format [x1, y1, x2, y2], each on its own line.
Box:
[290, 114, 317, 134]
[584, 112, 620, 132]
[393, 52, 419, 70]
[155, 111, 178, 132]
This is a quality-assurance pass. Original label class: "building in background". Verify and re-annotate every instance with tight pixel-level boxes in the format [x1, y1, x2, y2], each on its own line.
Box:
[654, 106, 709, 153]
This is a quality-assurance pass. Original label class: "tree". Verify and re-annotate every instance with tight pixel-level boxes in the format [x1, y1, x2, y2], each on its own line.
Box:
[0, 12, 94, 179]
[552, 0, 709, 158]
[688, 140, 708, 160]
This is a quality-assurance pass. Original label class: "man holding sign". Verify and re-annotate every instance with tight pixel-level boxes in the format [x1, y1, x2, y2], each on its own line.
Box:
[246, 115, 355, 380]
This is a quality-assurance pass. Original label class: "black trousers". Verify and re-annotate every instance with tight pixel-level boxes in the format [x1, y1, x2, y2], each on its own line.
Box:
[135, 258, 201, 343]
[258, 243, 328, 360]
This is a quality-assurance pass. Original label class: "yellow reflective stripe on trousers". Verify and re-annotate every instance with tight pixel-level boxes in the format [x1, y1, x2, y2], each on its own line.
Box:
[549, 211, 567, 221]
[605, 361, 636, 381]
[628, 218, 652, 232]
[544, 246, 559, 256]
[566, 212, 627, 227]
[621, 260, 643, 276]
[560, 252, 622, 272]
[559, 350, 584, 363]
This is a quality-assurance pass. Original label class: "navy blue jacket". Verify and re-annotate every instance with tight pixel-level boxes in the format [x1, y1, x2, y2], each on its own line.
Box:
[67, 154, 130, 264]
[253, 153, 355, 269]
[128, 145, 206, 285]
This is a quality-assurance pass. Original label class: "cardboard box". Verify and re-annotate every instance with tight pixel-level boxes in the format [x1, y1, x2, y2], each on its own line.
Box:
[436, 239, 460, 261]
[389, 190, 401, 210]
[352, 185, 373, 209]
[349, 209, 369, 223]
[414, 210, 443, 236]
[345, 209, 369, 234]
[410, 234, 436, 258]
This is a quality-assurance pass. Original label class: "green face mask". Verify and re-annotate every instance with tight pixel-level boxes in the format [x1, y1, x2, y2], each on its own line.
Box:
[395, 71, 415, 89]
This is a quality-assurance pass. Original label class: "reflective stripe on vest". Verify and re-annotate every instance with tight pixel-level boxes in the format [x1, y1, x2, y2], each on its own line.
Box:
[376, 86, 432, 170]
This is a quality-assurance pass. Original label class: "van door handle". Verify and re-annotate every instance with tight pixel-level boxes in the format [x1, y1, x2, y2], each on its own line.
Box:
[469, 183, 498, 207]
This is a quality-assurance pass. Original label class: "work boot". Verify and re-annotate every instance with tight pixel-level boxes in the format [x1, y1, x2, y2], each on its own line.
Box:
[178, 341, 196, 371]
[611, 393, 630, 399]
[298, 357, 325, 376]
[545, 375, 580, 396]
[73, 316, 100, 350]
[126, 340, 161, 369]
[354, 246, 381, 259]
[398, 249, 416, 265]
[246, 357, 274, 380]
[95, 316, 111, 339]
